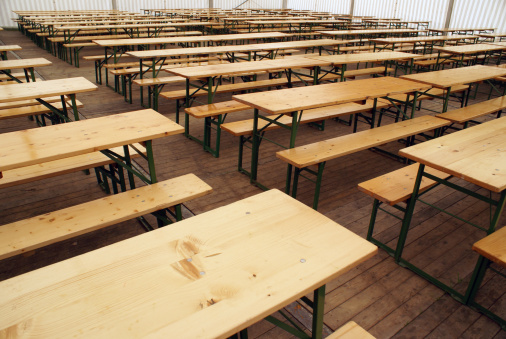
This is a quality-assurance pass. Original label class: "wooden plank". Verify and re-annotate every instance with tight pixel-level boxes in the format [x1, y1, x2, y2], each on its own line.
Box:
[400, 65, 506, 89]
[0, 109, 183, 172]
[472, 226, 506, 266]
[327, 321, 375, 339]
[0, 58, 51, 71]
[0, 189, 377, 338]
[399, 116, 506, 192]
[276, 116, 450, 168]
[0, 77, 97, 103]
[0, 173, 213, 260]
[233, 76, 431, 115]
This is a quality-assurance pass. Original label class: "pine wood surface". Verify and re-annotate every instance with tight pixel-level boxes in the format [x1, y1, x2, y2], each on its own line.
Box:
[436, 95, 506, 123]
[370, 35, 478, 44]
[233, 76, 431, 114]
[318, 29, 420, 36]
[1, 29, 505, 339]
[433, 43, 506, 54]
[0, 77, 97, 103]
[165, 57, 331, 80]
[276, 116, 449, 168]
[400, 65, 506, 89]
[94, 32, 291, 47]
[0, 45, 22, 52]
[0, 109, 183, 172]
[0, 173, 212, 261]
[472, 226, 506, 267]
[127, 39, 341, 59]
[0, 99, 83, 120]
[0, 189, 376, 338]
[307, 51, 419, 64]
[357, 163, 452, 206]
[0, 58, 51, 70]
[398, 117, 506, 193]
[327, 321, 376, 339]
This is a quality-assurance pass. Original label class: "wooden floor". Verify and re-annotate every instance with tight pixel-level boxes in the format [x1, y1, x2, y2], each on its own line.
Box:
[1, 29, 505, 338]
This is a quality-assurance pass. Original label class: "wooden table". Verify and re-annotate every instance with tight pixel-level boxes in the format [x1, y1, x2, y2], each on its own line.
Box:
[245, 19, 346, 33]
[0, 109, 182, 185]
[0, 189, 377, 339]
[0, 58, 51, 83]
[370, 35, 479, 54]
[318, 29, 421, 42]
[0, 45, 22, 60]
[400, 65, 506, 112]
[0, 77, 97, 123]
[478, 33, 506, 42]
[307, 51, 420, 79]
[433, 43, 505, 67]
[429, 27, 495, 36]
[232, 76, 431, 187]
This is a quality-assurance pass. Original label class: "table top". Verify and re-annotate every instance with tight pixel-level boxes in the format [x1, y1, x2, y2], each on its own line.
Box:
[399, 116, 506, 192]
[245, 19, 344, 25]
[166, 56, 332, 80]
[0, 45, 22, 52]
[429, 27, 494, 33]
[307, 51, 419, 65]
[400, 65, 506, 89]
[0, 77, 97, 103]
[58, 22, 210, 30]
[0, 58, 52, 71]
[370, 35, 478, 44]
[233, 76, 431, 115]
[0, 189, 377, 338]
[318, 29, 420, 36]
[94, 32, 291, 47]
[472, 226, 506, 267]
[479, 33, 506, 38]
[0, 109, 182, 173]
[433, 43, 506, 54]
[127, 39, 341, 59]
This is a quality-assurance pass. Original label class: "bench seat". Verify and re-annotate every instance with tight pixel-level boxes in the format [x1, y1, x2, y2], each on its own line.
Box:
[185, 100, 251, 118]
[358, 163, 451, 206]
[0, 173, 212, 260]
[132, 76, 186, 87]
[436, 95, 506, 124]
[0, 96, 64, 110]
[0, 144, 145, 189]
[62, 42, 96, 48]
[327, 321, 376, 339]
[160, 78, 290, 100]
[0, 100, 84, 120]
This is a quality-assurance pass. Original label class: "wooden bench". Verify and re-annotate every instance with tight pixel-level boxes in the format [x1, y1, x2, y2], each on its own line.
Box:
[0, 99, 84, 125]
[436, 95, 506, 129]
[327, 321, 376, 339]
[0, 173, 212, 261]
[160, 77, 290, 124]
[220, 100, 393, 173]
[358, 163, 451, 256]
[0, 144, 145, 190]
[276, 116, 451, 209]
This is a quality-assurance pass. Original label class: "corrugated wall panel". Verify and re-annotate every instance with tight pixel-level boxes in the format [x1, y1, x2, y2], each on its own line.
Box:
[396, 0, 447, 29]
[451, 0, 506, 33]
[214, 0, 281, 10]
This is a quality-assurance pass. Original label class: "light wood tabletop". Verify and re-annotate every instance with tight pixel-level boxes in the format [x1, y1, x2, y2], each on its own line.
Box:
[166, 56, 332, 80]
[58, 22, 212, 30]
[94, 32, 291, 47]
[233, 76, 431, 114]
[0, 109, 183, 173]
[433, 43, 506, 54]
[127, 39, 341, 59]
[0, 45, 22, 52]
[370, 35, 478, 44]
[0, 189, 377, 338]
[400, 65, 506, 89]
[0, 58, 52, 71]
[318, 29, 420, 36]
[0, 77, 97, 103]
[472, 226, 506, 266]
[306, 51, 419, 65]
[399, 116, 506, 193]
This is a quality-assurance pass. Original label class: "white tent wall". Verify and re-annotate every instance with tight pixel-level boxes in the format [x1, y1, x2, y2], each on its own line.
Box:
[287, 0, 350, 13]
[213, 0, 282, 10]
[116, 0, 207, 11]
[451, 0, 506, 33]
[1, 0, 505, 32]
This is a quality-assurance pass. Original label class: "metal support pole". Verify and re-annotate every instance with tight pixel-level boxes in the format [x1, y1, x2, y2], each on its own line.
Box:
[209, 0, 214, 9]
[282, 0, 288, 9]
[349, 0, 355, 16]
[443, 0, 455, 35]
[111, 0, 118, 10]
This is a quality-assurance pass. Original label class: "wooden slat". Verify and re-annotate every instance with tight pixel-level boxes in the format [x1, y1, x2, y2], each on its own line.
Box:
[436, 95, 506, 124]
[0, 189, 377, 338]
[472, 226, 506, 267]
[0, 100, 84, 120]
[0, 173, 212, 260]
[276, 116, 450, 168]
[0, 109, 183, 172]
[327, 321, 376, 339]
[0, 58, 51, 71]
[0, 77, 97, 103]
